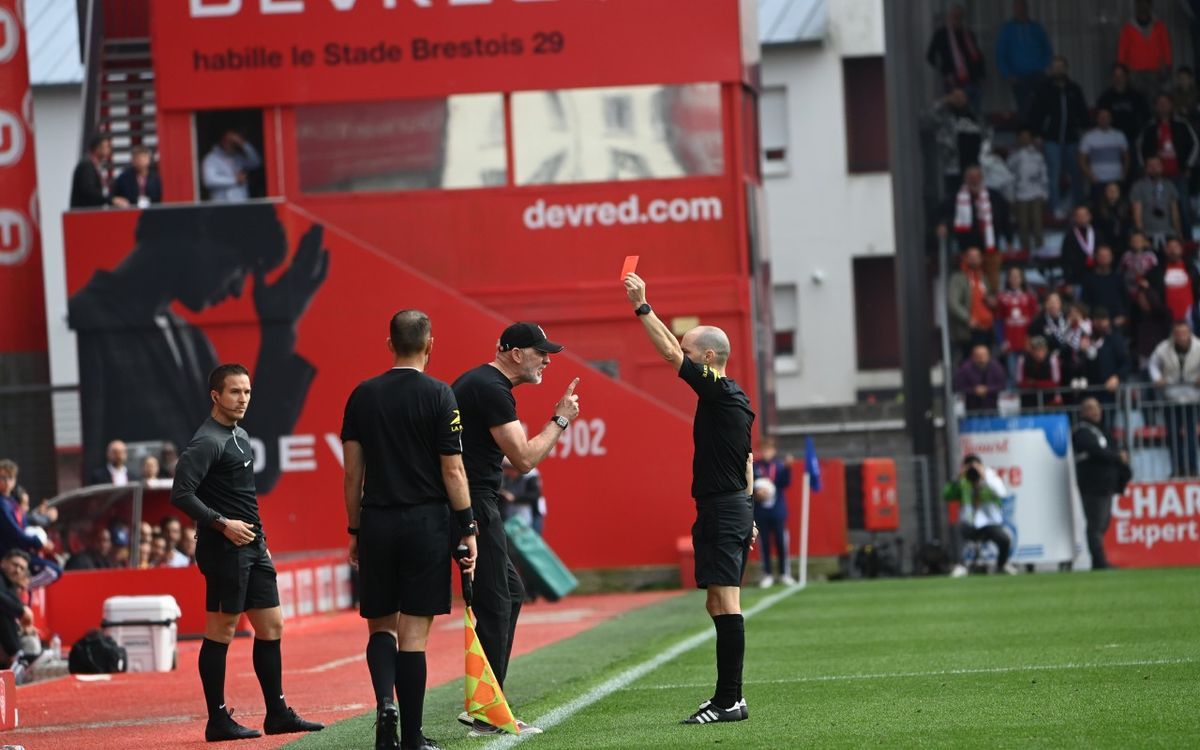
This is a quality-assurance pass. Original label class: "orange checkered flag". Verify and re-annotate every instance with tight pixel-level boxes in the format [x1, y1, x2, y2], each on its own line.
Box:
[456, 544, 518, 735]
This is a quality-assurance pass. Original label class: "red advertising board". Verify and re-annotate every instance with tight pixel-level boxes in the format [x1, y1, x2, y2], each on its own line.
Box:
[152, 0, 745, 110]
[1105, 481, 1200, 568]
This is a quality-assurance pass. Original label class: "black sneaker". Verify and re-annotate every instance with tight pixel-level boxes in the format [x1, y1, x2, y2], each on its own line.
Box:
[738, 698, 749, 720]
[263, 706, 324, 735]
[681, 700, 747, 725]
[375, 703, 400, 750]
[403, 735, 443, 750]
[205, 708, 262, 742]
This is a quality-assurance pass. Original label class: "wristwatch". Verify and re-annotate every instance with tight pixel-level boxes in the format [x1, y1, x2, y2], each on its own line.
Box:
[634, 303, 652, 317]
[347, 527, 359, 536]
[552, 415, 569, 430]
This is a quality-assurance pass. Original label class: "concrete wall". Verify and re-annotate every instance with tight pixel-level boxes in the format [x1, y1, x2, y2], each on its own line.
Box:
[761, 0, 896, 408]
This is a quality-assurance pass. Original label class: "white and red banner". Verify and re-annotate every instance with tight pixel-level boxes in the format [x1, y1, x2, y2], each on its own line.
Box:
[1105, 481, 1200, 567]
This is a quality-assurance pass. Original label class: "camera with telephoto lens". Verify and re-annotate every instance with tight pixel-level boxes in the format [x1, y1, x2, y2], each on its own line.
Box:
[964, 466, 982, 484]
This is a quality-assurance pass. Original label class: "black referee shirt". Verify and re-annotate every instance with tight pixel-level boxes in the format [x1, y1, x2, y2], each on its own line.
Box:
[341, 368, 463, 507]
[171, 417, 261, 529]
[452, 364, 518, 496]
[679, 358, 755, 499]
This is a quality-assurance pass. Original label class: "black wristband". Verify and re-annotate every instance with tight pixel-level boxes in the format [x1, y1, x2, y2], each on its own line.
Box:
[347, 527, 359, 536]
[453, 507, 476, 535]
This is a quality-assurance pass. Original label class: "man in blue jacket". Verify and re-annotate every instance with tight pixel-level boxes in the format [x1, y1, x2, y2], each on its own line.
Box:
[995, 0, 1053, 119]
[752, 440, 793, 587]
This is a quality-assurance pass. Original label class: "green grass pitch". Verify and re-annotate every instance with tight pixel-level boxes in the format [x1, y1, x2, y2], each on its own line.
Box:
[287, 567, 1200, 749]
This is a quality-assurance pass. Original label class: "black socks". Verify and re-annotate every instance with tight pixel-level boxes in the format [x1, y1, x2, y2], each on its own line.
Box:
[198, 638, 229, 720]
[252, 638, 287, 716]
[395, 650, 427, 748]
[366, 632, 398, 706]
[712, 614, 745, 710]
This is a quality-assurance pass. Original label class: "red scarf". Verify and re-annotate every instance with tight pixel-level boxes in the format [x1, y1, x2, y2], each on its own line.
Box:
[948, 24, 980, 82]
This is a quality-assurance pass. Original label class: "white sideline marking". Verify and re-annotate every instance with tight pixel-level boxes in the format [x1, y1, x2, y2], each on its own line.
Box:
[295, 653, 365, 673]
[482, 584, 805, 749]
[634, 656, 1199, 691]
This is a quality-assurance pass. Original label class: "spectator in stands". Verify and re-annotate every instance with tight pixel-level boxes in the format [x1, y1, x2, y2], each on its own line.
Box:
[1080, 308, 1133, 399]
[113, 146, 162, 208]
[499, 459, 543, 532]
[201, 129, 262, 202]
[148, 535, 170, 568]
[938, 166, 1012, 289]
[926, 3, 986, 110]
[1063, 300, 1094, 354]
[0, 549, 35, 669]
[1094, 182, 1133, 250]
[159, 516, 191, 568]
[1061, 205, 1100, 286]
[160, 442, 179, 479]
[1174, 67, 1199, 125]
[929, 87, 986, 196]
[63, 527, 115, 571]
[1146, 237, 1200, 327]
[955, 344, 1006, 410]
[1098, 64, 1152, 151]
[1149, 320, 1200, 476]
[89, 439, 134, 486]
[1072, 398, 1128, 569]
[1028, 56, 1090, 219]
[1137, 94, 1199, 232]
[141, 455, 160, 482]
[1130, 234, 1171, 364]
[942, 455, 1016, 577]
[995, 0, 1052, 119]
[179, 526, 198, 564]
[109, 525, 132, 568]
[70, 134, 129, 209]
[1017, 336, 1063, 406]
[137, 535, 153, 569]
[1027, 291, 1070, 353]
[0, 460, 60, 590]
[1130, 156, 1182, 245]
[1116, 0, 1173, 99]
[997, 266, 1038, 382]
[1079, 108, 1131, 203]
[1081, 246, 1130, 329]
[947, 247, 995, 360]
[1007, 127, 1049, 253]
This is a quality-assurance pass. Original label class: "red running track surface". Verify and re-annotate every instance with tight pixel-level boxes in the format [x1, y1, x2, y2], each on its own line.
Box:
[6, 591, 675, 749]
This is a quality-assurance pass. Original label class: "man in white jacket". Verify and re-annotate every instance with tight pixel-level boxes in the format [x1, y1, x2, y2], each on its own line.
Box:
[1149, 320, 1200, 475]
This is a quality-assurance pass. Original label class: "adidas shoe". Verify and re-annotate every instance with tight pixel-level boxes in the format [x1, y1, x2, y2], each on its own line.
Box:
[681, 700, 747, 725]
[263, 706, 324, 735]
[515, 719, 543, 734]
[375, 703, 400, 750]
[205, 707, 262, 742]
[457, 711, 472, 727]
[738, 698, 749, 720]
[468, 718, 543, 736]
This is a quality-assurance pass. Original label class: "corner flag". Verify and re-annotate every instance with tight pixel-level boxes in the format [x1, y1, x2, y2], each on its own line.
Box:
[805, 436, 822, 492]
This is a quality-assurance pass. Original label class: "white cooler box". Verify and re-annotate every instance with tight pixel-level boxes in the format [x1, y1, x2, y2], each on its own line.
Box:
[102, 595, 182, 673]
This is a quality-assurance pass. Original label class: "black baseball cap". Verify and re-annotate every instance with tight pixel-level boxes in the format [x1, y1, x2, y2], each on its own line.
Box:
[499, 322, 564, 353]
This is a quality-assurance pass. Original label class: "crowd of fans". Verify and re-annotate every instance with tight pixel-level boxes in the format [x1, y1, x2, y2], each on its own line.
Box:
[933, 1, 1199, 417]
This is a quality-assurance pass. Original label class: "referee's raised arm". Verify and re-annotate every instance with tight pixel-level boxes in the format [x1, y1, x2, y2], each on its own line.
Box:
[623, 272, 684, 369]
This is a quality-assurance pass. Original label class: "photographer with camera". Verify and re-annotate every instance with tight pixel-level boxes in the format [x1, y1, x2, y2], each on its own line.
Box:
[942, 455, 1017, 577]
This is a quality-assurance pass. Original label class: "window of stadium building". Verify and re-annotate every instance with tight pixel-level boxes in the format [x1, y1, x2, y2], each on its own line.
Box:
[295, 94, 507, 193]
[511, 83, 725, 185]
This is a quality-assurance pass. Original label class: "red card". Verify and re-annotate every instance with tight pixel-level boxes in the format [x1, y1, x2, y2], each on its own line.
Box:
[620, 255, 640, 280]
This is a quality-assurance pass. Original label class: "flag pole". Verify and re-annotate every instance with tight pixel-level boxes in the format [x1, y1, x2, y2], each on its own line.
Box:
[799, 470, 811, 590]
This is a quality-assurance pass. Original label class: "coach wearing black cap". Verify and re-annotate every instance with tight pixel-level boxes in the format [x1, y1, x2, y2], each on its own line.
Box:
[342, 310, 478, 750]
[623, 272, 757, 726]
[451, 322, 580, 737]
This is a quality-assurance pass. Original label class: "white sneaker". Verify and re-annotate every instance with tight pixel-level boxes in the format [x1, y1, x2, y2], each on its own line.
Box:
[1003, 562, 1020, 575]
[759, 575, 775, 588]
[950, 564, 969, 578]
[780, 574, 797, 586]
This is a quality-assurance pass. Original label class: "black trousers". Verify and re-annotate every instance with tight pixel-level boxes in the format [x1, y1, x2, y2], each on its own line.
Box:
[472, 494, 524, 689]
[1080, 492, 1113, 569]
[962, 524, 1011, 567]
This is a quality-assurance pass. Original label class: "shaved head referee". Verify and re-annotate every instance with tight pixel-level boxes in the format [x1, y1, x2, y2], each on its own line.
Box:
[341, 311, 478, 750]
[623, 272, 757, 725]
[451, 322, 580, 736]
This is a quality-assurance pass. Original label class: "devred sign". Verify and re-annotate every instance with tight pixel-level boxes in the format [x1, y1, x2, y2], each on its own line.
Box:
[1105, 481, 1200, 567]
[152, 0, 745, 109]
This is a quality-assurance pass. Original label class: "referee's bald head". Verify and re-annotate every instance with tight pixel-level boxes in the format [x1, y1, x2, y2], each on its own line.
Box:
[389, 309, 432, 357]
[682, 325, 731, 367]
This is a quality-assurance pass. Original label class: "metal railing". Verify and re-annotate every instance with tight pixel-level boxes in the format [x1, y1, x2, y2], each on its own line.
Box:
[959, 383, 1200, 481]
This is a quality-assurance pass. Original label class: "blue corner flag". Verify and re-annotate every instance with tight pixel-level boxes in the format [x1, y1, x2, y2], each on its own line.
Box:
[805, 436, 822, 492]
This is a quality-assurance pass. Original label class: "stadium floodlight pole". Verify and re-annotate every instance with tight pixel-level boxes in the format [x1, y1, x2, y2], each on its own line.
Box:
[883, 0, 938, 534]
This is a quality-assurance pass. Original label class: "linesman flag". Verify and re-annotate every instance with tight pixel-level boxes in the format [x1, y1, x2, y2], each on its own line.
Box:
[457, 547, 518, 734]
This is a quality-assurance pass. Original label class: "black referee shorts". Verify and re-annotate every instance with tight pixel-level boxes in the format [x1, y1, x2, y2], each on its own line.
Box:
[692, 492, 754, 589]
[195, 531, 279, 614]
[358, 503, 452, 619]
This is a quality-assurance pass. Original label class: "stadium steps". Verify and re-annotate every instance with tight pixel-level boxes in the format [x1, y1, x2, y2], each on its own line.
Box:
[96, 38, 157, 170]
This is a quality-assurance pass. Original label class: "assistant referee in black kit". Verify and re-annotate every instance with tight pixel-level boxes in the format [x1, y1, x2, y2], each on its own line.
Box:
[341, 311, 478, 750]
[451, 322, 580, 737]
[171, 364, 324, 742]
[622, 272, 757, 726]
